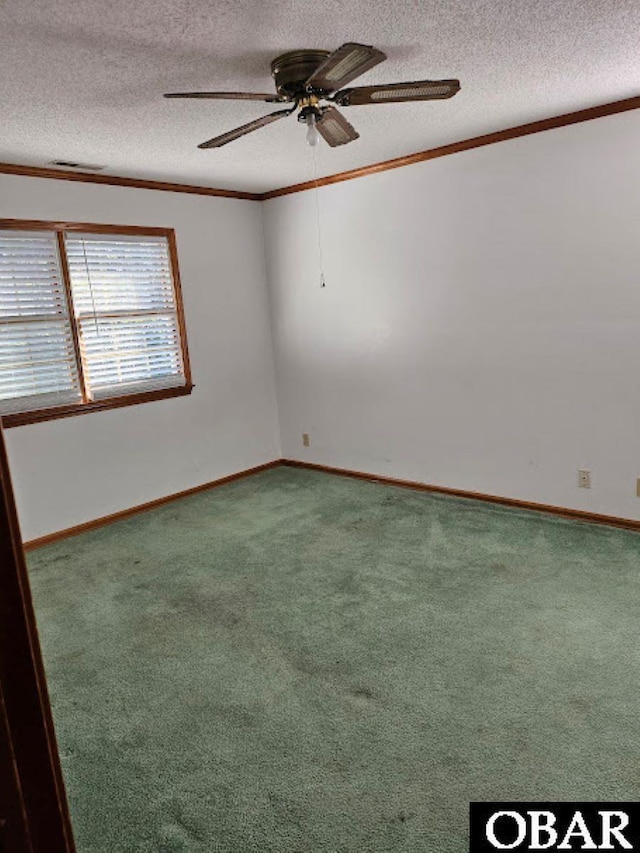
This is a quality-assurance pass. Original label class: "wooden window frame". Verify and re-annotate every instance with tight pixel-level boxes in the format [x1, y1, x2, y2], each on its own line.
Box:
[0, 219, 193, 428]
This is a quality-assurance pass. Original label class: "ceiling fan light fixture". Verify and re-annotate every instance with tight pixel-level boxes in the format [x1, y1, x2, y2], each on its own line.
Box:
[305, 112, 320, 147]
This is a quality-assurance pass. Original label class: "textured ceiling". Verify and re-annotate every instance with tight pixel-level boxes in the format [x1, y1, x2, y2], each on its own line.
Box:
[0, 0, 638, 193]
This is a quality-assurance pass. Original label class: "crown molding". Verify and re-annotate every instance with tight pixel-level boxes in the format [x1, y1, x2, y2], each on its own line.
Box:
[1, 96, 638, 202]
[260, 95, 640, 199]
[0, 161, 261, 201]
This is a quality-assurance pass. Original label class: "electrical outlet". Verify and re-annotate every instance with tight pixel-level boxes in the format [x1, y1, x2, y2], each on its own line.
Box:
[302, 433, 310, 447]
[578, 469, 591, 489]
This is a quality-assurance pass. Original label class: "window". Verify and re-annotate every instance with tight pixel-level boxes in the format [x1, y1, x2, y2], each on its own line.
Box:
[0, 221, 192, 426]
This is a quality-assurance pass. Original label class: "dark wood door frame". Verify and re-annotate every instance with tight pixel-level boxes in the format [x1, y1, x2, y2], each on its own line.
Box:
[0, 421, 76, 852]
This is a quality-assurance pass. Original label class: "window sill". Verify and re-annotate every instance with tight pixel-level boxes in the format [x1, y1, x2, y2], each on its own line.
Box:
[1, 383, 194, 428]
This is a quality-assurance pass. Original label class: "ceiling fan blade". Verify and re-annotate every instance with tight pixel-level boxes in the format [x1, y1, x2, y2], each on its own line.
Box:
[165, 91, 286, 102]
[305, 43, 386, 93]
[198, 107, 294, 149]
[333, 79, 460, 106]
[316, 106, 359, 147]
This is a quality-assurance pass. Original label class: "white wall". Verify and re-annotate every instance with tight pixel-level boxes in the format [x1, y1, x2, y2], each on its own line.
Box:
[0, 174, 280, 541]
[5, 108, 640, 538]
[264, 108, 640, 520]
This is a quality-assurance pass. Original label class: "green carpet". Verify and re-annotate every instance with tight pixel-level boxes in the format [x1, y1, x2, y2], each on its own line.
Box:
[27, 466, 640, 852]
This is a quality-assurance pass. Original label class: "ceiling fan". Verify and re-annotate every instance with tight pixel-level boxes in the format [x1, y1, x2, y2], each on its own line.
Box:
[164, 43, 460, 149]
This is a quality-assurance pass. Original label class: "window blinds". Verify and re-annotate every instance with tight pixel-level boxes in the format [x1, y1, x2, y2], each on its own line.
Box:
[0, 231, 81, 414]
[64, 234, 185, 399]
[0, 228, 187, 418]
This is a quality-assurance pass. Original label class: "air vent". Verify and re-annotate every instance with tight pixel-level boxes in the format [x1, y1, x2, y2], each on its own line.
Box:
[49, 160, 105, 171]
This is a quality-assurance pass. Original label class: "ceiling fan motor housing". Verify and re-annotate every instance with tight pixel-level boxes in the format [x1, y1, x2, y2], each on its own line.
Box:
[270, 50, 331, 98]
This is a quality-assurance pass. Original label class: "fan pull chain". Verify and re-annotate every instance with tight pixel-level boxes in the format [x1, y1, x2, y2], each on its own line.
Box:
[311, 145, 326, 288]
